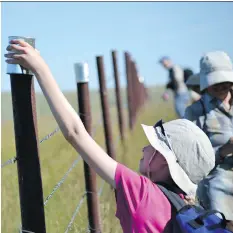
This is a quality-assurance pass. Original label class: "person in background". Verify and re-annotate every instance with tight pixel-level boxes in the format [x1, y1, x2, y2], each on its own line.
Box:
[184, 51, 233, 220]
[5, 40, 216, 233]
[186, 73, 201, 103]
[159, 56, 190, 118]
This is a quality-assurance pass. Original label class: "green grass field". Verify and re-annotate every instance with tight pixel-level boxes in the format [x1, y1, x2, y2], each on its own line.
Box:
[1, 86, 176, 232]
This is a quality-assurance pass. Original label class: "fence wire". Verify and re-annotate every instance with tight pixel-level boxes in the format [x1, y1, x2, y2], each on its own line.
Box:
[1, 126, 60, 169]
[39, 127, 60, 144]
[19, 226, 35, 233]
[2, 112, 103, 169]
[1, 157, 17, 168]
[44, 156, 82, 206]
[44, 116, 103, 206]
[64, 192, 87, 233]
[98, 180, 106, 197]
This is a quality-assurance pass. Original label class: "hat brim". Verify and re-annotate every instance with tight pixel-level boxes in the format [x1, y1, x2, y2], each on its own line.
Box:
[141, 124, 197, 196]
[200, 70, 233, 91]
[186, 73, 200, 86]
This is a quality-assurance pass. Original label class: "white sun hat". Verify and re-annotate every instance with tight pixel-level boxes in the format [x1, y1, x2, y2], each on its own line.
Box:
[141, 119, 215, 197]
[200, 51, 233, 91]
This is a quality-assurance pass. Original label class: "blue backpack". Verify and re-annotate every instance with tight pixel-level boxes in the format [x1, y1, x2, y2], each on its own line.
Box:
[157, 185, 232, 233]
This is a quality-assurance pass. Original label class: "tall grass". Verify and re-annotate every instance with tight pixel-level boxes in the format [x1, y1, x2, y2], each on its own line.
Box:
[1, 87, 176, 232]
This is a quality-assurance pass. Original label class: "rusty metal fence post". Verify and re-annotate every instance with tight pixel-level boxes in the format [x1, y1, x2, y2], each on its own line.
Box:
[131, 61, 138, 121]
[74, 63, 101, 233]
[124, 52, 135, 131]
[9, 74, 46, 233]
[111, 50, 125, 141]
[96, 56, 116, 160]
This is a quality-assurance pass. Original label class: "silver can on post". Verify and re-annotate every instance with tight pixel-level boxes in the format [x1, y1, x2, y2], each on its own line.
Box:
[74, 62, 89, 83]
[7, 36, 35, 75]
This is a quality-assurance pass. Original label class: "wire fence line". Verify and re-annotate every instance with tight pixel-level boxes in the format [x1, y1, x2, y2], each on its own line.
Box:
[44, 155, 82, 206]
[1, 112, 104, 169]
[19, 226, 35, 233]
[64, 192, 87, 233]
[44, 115, 103, 206]
[39, 127, 60, 144]
[1, 126, 61, 169]
[1, 157, 17, 168]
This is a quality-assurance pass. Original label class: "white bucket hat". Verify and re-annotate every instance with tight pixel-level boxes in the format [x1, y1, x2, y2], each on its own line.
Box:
[141, 119, 215, 197]
[200, 51, 233, 91]
[186, 73, 200, 86]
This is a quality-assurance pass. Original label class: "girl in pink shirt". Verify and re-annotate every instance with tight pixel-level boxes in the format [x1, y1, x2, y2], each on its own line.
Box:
[5, 40, 215, 233]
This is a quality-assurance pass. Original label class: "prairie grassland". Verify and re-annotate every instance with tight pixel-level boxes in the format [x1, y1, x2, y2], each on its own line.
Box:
[1, 87, 176, 232]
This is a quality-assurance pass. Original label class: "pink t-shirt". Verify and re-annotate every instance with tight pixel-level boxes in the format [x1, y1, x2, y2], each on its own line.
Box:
[115, 163, 183, 233]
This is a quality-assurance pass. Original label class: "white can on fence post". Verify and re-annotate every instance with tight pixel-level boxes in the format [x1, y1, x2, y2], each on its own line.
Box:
[7, 36, 35, 75]
[74, 62, 89, 83]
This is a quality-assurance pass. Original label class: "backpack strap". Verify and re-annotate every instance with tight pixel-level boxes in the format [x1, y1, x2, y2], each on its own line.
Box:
[157, 184, 186, 212]
[199, 98, 210, 138]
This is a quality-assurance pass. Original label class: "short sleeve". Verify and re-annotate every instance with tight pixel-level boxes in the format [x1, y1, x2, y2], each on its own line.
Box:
[115, 163, 149, 216]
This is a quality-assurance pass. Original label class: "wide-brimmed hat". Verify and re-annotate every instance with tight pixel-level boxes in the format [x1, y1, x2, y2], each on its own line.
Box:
[200, 51, 233, 91]
[141, 119, 215, 197]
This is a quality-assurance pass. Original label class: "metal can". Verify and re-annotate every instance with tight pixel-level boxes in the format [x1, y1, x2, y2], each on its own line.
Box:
[74, 62, 89, 83]
[7, 36, 35, 75]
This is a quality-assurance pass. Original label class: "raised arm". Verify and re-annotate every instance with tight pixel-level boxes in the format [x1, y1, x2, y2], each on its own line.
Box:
[5, 39, 117, 188]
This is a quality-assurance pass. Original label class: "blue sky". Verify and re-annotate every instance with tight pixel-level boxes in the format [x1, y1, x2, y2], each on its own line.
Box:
[1, 2, 233, 92]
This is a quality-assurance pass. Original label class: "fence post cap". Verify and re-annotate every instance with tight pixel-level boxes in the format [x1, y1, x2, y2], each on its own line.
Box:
[74, 62, 89, 83]
[139, 76, 144, 83]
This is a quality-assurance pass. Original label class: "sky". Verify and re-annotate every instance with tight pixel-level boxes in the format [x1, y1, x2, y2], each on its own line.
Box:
[1, 1, 233, 92]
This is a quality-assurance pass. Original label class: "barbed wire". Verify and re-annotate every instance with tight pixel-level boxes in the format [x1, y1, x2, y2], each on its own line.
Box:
[1, 126, 61, 169]
[64, 192, 87, 233]
[1, 112, 103, 170]
[44, 155, 82, 206]
[44, 116, 103, 207]
[1, 157, 17, 168]
[18, 226, 35, 233]
[98, 180, 106, 197]
[39, 127, 60, 144]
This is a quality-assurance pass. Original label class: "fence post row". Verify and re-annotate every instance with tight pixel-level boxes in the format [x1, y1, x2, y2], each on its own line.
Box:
[74, 63, 101, 233]
[10, 74, 46, 233]
[111, 50, 125, 141]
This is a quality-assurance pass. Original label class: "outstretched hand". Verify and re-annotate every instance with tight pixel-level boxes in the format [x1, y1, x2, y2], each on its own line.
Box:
[5, 39, 48, 74]
[162, 92, 170, 101]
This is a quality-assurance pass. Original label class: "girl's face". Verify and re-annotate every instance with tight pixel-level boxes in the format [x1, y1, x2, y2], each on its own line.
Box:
[207, 82, 233, 100]
[139, 145, 171, 182]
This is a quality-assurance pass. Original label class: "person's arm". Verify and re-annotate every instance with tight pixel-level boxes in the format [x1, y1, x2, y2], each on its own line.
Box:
[5, 39, 117, 188]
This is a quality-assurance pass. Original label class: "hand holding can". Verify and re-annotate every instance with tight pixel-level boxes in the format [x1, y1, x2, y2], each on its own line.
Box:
[5, 37, 47, 75]
[6, 36, 35, 75]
